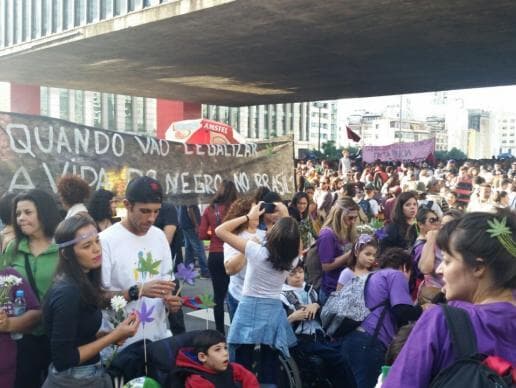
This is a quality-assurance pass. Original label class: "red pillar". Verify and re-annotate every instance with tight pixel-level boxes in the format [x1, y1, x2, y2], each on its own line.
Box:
[156, 99, 201, 139]
[9, 82, 40, 115]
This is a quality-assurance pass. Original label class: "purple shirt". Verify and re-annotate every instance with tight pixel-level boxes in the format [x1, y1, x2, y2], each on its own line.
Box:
[360, 268, 413, 348]
[317, 227, 351, 294]
[0, 268, 40, 388]
[384, 300, 516, 387]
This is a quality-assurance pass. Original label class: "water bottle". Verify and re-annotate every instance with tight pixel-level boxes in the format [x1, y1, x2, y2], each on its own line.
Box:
[11, 290, 26, 340]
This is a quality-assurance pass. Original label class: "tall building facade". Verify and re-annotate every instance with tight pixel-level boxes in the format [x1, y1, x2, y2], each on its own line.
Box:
[467, 109, 493, 159]
[493, 112, 516, 156]
[425, 116, 447, 151]
[0, 0, 171, 49]
[346, 112, 431, 146]
[202, 101, 339, 157]
[40, 86, 157, 136]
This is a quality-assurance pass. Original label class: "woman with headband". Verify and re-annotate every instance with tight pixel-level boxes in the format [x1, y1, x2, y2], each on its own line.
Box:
[1, 189, 61, 388]
[316, 196, 360, 304]
[384, 210, 516, 387]
[42, 214, 140, 387]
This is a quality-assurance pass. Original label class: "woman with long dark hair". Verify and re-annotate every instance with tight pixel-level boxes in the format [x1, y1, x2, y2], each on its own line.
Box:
[380, 191, 418, 253]
[1, 189, 61, 388]
[384, 210, 516, 386]
[199, 180, 238, 334]
[215, 202, 299, 387]
[289, 192, 318, 251]
[42, 214, 139, 387]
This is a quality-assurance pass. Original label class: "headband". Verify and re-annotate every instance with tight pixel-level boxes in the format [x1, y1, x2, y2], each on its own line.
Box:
[57, 230, 98, 249]
[486, 217, 516, 257]
[354, 234, 374, 254]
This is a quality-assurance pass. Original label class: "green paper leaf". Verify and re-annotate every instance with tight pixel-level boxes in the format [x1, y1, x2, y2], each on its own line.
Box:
[199, 293, 216, 309]
[486, 217, 511, 238]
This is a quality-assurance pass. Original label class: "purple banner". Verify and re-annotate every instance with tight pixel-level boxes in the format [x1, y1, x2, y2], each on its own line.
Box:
[362, 138, 435, 163]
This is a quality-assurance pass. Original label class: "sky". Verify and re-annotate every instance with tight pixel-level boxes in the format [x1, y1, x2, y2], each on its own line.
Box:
[338, 84, 516, 124]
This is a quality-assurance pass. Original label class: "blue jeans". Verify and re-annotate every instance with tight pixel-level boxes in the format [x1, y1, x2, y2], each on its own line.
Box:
[340, 330, 386, 388]
[227, 291, 239, 321]
[182, 228, 209, 274]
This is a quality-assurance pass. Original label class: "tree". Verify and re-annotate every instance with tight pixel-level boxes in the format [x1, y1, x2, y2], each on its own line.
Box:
[310, 141, 359, 162]
[435, 147, 467, 161]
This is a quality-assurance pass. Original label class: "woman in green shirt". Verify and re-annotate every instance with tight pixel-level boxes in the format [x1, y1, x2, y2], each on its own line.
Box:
[2, 189, 61, 388]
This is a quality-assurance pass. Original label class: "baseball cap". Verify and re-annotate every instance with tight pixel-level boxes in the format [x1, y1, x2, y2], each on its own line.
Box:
[125, 176, 163, 203]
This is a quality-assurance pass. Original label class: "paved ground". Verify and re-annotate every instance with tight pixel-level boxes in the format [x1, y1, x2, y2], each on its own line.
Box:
[179, 277, 231, 333]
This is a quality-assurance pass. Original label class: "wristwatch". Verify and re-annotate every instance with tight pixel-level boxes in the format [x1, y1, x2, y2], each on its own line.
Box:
[128, 284, 139, 301]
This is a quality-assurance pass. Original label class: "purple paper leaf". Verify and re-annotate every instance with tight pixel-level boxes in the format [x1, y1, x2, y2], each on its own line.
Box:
[175, 263, 199, 286]
[136, 300, 155, 328]
[374, 227, 388, 240]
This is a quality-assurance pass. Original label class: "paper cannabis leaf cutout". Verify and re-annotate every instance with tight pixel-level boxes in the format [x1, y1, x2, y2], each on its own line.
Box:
[198, 293, 216, 309]
[370, 218, 384, 230]
[137, 251, 161, 279]
[486, 217, 511, 237]
[136, 300, 155, 328]
[374, 227, 388, 240]
[175, 263, 199, 286]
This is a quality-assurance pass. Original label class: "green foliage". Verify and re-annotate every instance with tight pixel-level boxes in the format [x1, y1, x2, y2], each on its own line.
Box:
[435, 147, 467, 161]
[310, 141, 359, 161]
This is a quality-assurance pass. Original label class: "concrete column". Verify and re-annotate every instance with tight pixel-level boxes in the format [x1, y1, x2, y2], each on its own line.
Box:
[156, 99, 201, 139]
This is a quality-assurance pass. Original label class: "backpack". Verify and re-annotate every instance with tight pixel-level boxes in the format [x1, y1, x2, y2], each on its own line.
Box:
[430, 305, 514, 388]
[320, 273, 388, 338]
[303, 243, 322, 291]
[358, 199, 373, 220]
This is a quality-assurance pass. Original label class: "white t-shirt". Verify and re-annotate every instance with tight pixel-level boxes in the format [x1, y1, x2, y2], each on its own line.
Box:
[100, 222, 173, 348]
[243, 240, 297, 300]
[224, 229, 266, 301]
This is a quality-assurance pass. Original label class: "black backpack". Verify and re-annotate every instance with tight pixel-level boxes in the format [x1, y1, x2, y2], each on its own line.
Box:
[430, 305, 514, 388]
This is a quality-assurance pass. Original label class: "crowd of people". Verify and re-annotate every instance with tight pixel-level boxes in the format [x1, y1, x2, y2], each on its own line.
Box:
[0, 154, 514, 388]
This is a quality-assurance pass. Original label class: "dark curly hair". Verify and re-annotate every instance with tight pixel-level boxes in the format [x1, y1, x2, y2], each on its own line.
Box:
[87, 189, 115, 223]
[57, 175, 91, 208]
[223, 198, 254, 234]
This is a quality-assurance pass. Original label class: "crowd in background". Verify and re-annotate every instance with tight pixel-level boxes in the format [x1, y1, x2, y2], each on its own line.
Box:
[0, 153, 514, 388]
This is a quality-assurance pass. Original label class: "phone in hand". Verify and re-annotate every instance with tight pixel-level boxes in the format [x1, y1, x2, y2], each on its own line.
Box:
[260, 202, 276, 213]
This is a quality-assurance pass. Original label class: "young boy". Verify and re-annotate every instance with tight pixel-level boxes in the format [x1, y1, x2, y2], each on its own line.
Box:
[175, 330, 259, 388]
[281, 262, 357, 388]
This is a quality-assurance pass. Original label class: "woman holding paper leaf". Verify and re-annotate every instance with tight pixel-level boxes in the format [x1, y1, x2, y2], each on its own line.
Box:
[42, 214, 140, 388]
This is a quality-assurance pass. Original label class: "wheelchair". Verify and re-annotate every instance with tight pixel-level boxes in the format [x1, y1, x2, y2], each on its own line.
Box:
[108, 332, 332, 388]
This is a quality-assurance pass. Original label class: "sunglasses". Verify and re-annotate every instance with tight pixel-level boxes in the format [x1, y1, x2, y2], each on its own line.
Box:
[426, 217, 440, 224]
[346, 215, 359, 220]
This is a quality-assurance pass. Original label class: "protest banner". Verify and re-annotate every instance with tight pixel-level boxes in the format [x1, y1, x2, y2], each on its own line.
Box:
[362, 138, 435, 163]
[0, 112, 295, 204]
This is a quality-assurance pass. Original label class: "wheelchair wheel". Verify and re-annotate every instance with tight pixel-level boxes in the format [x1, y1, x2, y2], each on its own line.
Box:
[278, 353, 302, 388]
[252, 346, 302, 388]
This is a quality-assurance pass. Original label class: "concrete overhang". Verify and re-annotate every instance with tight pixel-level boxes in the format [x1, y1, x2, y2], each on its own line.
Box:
[1, 0, 516, 106]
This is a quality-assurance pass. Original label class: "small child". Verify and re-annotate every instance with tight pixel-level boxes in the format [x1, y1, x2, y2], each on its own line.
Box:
[336, 234, 378, 291]
[175, 330, 259, 388]
[281, 262, 357, 388]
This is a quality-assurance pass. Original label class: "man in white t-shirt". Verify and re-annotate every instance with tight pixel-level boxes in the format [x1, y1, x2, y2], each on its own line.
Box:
[101, 176, 182, 348]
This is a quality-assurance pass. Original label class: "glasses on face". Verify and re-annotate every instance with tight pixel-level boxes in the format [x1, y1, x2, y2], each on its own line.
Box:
[426, 217, 439, 224]
[346, 215, 358, 221]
